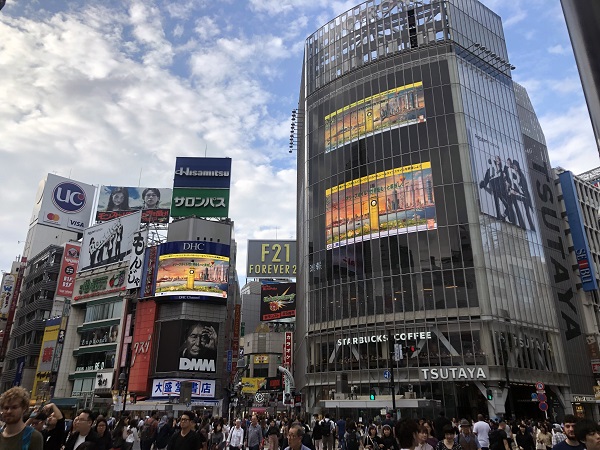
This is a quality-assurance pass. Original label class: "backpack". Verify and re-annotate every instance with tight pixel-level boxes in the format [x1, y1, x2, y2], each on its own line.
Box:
[140, 419, 156, 442]
[346, 431, 359, 450]
[22, 426, 34, 450]
[320, 420, 331, 437]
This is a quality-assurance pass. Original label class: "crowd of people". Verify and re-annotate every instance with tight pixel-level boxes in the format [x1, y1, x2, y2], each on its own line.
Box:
[2, 386, 600, 450]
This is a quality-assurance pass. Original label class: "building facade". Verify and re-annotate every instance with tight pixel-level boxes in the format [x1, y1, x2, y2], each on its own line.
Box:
[296, 0, 595, 420]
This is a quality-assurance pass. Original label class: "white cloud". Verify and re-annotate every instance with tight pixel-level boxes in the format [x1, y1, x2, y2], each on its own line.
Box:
[547, 44, 569, 55]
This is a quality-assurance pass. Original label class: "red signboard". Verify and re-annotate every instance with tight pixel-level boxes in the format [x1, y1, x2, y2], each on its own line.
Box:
[283, 332, 293, 368]
[56, 243, 81, 298]
[143, 246, 157, 298]
[127, 300, 157, 394]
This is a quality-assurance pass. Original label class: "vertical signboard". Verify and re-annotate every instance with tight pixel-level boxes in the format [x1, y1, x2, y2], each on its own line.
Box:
[127, 229, 148, 290]
[127, 300, 158, 394]
[32, 317, 61, 401]
[559, 171, 599, 291]
[231, 304, 241, 378]
[141, 246, 158, 298]
[56, 243, 81, 298]
[0, 258, 26, 360]
[0, 273, 16, 319]
[283, 332, 293, 368]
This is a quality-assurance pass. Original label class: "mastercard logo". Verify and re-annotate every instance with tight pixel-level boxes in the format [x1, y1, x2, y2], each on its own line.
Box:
[46, 213, 60, 221]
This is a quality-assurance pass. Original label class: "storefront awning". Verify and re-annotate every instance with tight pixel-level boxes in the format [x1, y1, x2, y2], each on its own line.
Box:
[50, 398, 80, 408]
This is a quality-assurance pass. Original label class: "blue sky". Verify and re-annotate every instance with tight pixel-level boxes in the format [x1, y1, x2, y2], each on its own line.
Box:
[0, 0, 597, 278]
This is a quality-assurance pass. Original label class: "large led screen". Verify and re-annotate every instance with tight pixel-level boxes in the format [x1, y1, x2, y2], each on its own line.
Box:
[155, 242, 229, 300]
[471, 130, 537, 232]
[325, 82, 426, 153]
[326, 162, 436, 249]
[260, 282, 296, 322]
[96, 186, 172, 224]
[155, 320, 220, 373]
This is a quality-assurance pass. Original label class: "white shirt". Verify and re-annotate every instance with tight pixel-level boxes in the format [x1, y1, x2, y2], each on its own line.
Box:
[473, 421, 491, 447]
[229, 426, 245, 448]
[74, 434, 87, 450]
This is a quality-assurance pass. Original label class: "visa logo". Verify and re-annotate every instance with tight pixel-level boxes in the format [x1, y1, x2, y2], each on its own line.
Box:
[69, 220, 85, 228]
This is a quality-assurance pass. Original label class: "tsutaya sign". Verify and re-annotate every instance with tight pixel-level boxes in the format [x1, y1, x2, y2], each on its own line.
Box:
[420, 366, 488, 381]
[337, 331, 432, 346]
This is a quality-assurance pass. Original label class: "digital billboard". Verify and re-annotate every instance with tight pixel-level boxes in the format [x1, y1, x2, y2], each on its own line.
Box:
[96, 186, 172, 224]
[154, 241, 230, 301]
[37, 173, 96, 232]
[471, 130, 537, 231]
[56, 243, 81, 298]
[325, 82, 426, 153]
[325, 162, 436, 249]
[155, 320, 220, 374]
[260, 282, 296, 322]
[79, 210, 142, 272]
[173, 157, 232, 189]
[247, 240, 297, 278]
[170, 187, 230, 219]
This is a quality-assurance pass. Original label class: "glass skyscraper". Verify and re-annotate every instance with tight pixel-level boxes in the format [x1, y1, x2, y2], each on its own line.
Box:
[296, 0, 596, 419]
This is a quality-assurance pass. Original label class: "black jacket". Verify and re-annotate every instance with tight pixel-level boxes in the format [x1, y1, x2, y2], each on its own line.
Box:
[64, 430, 103, 450]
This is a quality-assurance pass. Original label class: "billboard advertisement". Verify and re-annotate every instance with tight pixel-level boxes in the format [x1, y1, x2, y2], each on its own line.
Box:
[325, 82, 426, 153]
[56, 243, 81, 298]
[126, 229, 148, 290]
[173, 157, 232, 189]
[170, 188, 230, 218]
[325, 162, 436, 249]
[96, 186, 172, 224]
[79, 210, 142, 272]
[73, 266, 127, 301]
[559, 171, 598, 291]
[152, 379, 216, 398]
[472, 130, 537, 231]
[241, 377, 266, 394]
[260, 282, 296, 322]
[247, 240, 297, 278]
[0, 273, 16, 319]
[38, 173, 96, 232]
[32, 317, 61, 400]
[154, 241, 229, 301]
[155, 320, 220, 374]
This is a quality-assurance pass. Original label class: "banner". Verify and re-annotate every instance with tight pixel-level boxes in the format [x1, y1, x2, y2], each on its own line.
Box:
[126, 229, 148, 289]
[79, 210, 142, 272]
[325, 82, 426, 153]
[325, 162, 437, 249]
[56, 243, 81, 298]
[260, 282, 296, 322]
[156, 320, 220, 374]
[96, 186, 172, 224]
[0, 273, 15, 319]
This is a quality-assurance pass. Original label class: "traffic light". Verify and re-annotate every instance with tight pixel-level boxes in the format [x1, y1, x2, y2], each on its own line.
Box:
[404, 345, 416, 357]
[369, 389, 376, 400]
[486, 388, 493, 400]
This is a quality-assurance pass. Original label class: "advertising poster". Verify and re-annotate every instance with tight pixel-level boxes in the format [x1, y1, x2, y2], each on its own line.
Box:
[155, 241, 229, 300]
[79, 210, 142, 272]
[325, 162, 436, 249]
[32, 318, 61, 399]
[260, 282, 296, 322]
[241, 377, 266, 394]
[0, 273, 15, 319]
[173, 157, 232, 189]
[155, 320, 220, 373]
[247, 240, 297, 278]
[471, 130, 537, 231]
[96, 186, 172, 224]
[170, 187, 230, 219]
[325, 82, 426, 153]
[56, 243, 81, 298]
[37, 173, 96, 232]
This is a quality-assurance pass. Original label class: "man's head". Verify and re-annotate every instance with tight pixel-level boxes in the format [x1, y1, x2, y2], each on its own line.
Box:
[251, 416, 258, 426]
[460, 419, 472, 434]
[477, 414, 484, 422]
[31, 412, 48, 432]
[76, 409, 94, 437]
[564, 415, 579, 441]
[180, 411, 195, 432]
[287, 424, 305, 450]
[235, 419, 242, 428]
[575, 420, 600, 450]
[0, 386, 30, 425]
[499, 421, 507, 431]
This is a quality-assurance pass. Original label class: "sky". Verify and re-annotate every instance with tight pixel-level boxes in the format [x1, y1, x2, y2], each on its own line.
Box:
[0, 0, 598, 281]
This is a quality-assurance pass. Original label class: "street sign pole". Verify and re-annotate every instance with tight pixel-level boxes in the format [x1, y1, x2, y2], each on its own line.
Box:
[388, 332, 396, 416]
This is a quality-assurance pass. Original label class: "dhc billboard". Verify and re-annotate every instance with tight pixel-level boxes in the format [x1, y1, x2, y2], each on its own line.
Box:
[559, 171, 598, 291]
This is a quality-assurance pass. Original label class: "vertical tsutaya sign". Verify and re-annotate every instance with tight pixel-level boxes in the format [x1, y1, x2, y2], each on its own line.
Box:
[37, 174, 96, 232]
[558, 171, 598, 291]
[79, 210, 142, 272]
[171, 157, 232, 219]
[247, 240, 297, 278]
[0, 273, 15, 319]
[56, 243, 81, 298]
[127, 229, 148, 289]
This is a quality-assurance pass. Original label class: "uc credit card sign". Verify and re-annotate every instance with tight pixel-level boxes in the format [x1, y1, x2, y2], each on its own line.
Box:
[39, 174, 96, 232]
[247, 240, 297, 278]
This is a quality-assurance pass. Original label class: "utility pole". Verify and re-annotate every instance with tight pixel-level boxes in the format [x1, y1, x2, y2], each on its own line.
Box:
[387, 332, 397, 417]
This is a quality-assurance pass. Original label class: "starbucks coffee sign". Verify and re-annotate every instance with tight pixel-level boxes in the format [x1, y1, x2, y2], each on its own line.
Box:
[420, 366, 488, 381]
